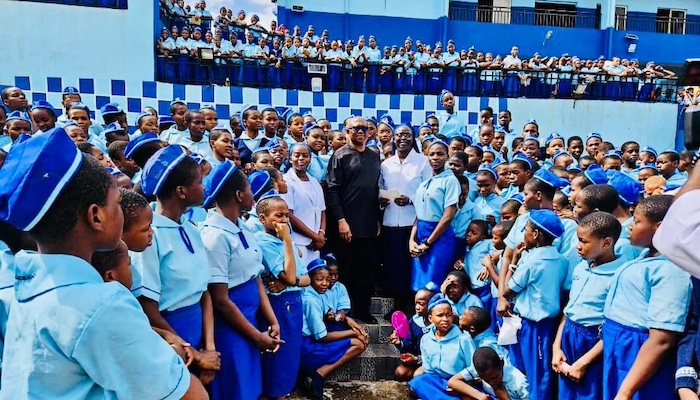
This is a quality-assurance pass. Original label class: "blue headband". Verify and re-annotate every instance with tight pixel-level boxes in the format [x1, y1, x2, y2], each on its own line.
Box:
[478, 165, 499, 180]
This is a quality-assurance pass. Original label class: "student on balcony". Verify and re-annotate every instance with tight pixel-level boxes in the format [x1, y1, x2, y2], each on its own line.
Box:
[502, 46, 522, 97]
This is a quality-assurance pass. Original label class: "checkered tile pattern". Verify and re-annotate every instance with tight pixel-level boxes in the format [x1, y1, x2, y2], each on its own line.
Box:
[7, 76, 508, 129]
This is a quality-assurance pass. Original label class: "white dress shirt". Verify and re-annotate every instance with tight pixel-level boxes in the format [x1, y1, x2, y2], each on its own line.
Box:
[379, 150, 432, 227]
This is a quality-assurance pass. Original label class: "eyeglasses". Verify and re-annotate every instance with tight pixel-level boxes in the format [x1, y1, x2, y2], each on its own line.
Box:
[394, 131, 413, 138]
[347, 126, 368, 133]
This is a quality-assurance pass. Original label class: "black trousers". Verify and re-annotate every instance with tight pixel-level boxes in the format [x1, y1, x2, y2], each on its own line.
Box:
[334, 236, 378, 319]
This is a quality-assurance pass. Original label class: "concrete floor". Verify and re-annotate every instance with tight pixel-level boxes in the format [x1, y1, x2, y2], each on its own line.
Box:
[289, 381, 413, 400]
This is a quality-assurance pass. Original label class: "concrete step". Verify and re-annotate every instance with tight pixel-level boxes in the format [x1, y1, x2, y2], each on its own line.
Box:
[326, 343, 400, 382]
[369, 296, 396, 318]
[290, 381, 413, 400]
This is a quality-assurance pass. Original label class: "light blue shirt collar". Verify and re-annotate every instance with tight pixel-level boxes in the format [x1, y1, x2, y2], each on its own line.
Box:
[14, 252, 103, 302]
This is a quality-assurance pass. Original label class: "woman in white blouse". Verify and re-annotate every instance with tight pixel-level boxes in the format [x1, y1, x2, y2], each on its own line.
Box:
[282, 142, 327, 265]
[379, 123, 432, 312]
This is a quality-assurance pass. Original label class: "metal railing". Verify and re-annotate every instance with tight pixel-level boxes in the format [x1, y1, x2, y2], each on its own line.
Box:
[616, 14, 700, 35]
[155, 56, 679, 103]
[449, 3, 599, 29]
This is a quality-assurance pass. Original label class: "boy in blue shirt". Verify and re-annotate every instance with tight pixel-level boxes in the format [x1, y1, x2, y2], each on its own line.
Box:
[502, 209, 569, 400]
[449, 347, 530, 400]
[603, 196, 692, 400]
[0, 129, 206, 399]
[552, 212, 626, 400]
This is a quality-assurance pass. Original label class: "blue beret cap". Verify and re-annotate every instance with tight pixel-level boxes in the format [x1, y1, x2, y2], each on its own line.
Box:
[31, 100, 57, 116]
[125, 133, 160, 159]
[427, 294, 451, 312]
[100, 103, 124, 117]
[603, 150, 622, 160]
[6, 110, 32, 124]
[639, 162, 658, 172]
[546, 132, 564, 145]
[508, 193, 524, 204]
[103, 122, 125, 136]
[512, 153, 534, 170]
[608, 172, 642, 207]
[566, 163, 582, 173]
[583, 164, 609, 185]
[478, 165, 499, 180]
[136, 112, 153, 126]
[202, 160, 238, 208]
[0, 128, 84, 231]
[306, 258, 328, 273]
[303, 122, 320, 137]
[528, 209, 564, 238]
[523, 135, 540, 143]
[640, 147, 658, 158]
[170, 98, 186, 107]
[534, 169, 564, 189]
[248, 170, 272, 201]
[62, 86, 80, 95]
[552, 150, 572, 162]
[141, 145, 188, 197]
[586, 132, 603, 143]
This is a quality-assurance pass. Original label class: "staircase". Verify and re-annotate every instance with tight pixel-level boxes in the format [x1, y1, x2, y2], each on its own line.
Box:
[327, 296, 401, 382]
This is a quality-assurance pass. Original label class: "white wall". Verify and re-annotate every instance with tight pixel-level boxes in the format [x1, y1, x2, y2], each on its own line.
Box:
[0, 0, 154, 85]
[278, 0, 447, 19]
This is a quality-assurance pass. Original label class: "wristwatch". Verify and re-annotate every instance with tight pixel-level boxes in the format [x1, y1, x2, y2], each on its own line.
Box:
[293, 277, 300, 287]
[422, 239, 432, 247]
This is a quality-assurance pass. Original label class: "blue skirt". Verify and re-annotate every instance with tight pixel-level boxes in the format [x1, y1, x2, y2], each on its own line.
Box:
[473, 285, 492, 315]
[412, 220, 456, 291]
[602, 318, 676, 400]
[261, 291, 303, 398]
[408, 372, 456, 400]
[509, 316, 557, 400]
[162, 302, 203, 350]
[300, 336, 351, 372]
[211, 279, 262, 400]
[559, 319, 602, 400]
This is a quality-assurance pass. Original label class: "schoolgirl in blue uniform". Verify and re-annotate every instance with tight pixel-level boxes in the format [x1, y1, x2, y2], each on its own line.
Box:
[0, 129, 206, 398]
[603, 196, 692, 400]
[408, 295, 478, 400]
[500, 153, 535, 199]
[390, 288, 434, 381]
[255, 194, 311, 400]
[300, 259, 367, 399]
[284, 111, 305, 147]
[502, 209, 569, 400]
[436, 90, 467, 140]
[303, 124, 331, 183]
[199, 161, 284, 400]
[657, 150, 688, 191]
[234, 105, 271, 166]
[410, 140, 461, 291]
[321, 254, 352, 330]
[440, 270, 483, 317]
[462, 220, 493, 309]
[451, 175, 474, 262]
[132, 145, 219, 384]
[553, 212, 626, 400]
[473, 165, 506, 224]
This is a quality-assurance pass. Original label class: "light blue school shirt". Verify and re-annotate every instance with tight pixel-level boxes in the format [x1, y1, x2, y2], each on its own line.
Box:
[180, 136, 213, 159]
[508, 246, 568, 321]
[615, 237, 643, 261]
[500, 184, 521, 199]
[0, 241, 14, 376]
[322, 282, 351, 312]
[245, 210, 264, 233]
[604, 250, 691, 332]
[465, 171, 479, 201]
[504, 212, 578, 259]
[461, 329, 511, 380]
[200, 212, 264, 289]
[620, 166, 639, 181]
[451, 201, 474, 238]
[302, 287, 328, 339]
[421, 324, 478, 379]
[620, 216, 633, 240]
[1, 252, 190, 399]
[473, 192, 506, 223]
[366, 46, 381, 62]
[88, 132, 108, 153]
[414, 170, 461, 222]
[464, 239, 494, 289]
[206, 155, 222, 170]
[255, 231, 308, 295]
[666, 170, 688, 190]
[446, 292, 483, 317]
[131, 213, 211, 312]
[564, 257, 627, 327]
[283, 45, 298, 58]
[436, 111, 467, 140]
[160, 125, 188, 144]
[491, 255, 504, 298]
[482, 364, 530, 400]
[307, 152, 330, 182]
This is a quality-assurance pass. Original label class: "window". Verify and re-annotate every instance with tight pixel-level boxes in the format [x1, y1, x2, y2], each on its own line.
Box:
[534, 2, 576, 28]
[477, 0, 494, 23]
[17, 0, 127, 9]
[615, 6, 627, 30]
[657, 8, 686, 34]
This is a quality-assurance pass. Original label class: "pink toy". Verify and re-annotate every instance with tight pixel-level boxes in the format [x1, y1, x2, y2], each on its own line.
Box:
[391, 311, 410, 339]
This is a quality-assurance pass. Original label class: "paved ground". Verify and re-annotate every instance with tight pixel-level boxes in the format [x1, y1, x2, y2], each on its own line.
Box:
[289, 381, 413, 400]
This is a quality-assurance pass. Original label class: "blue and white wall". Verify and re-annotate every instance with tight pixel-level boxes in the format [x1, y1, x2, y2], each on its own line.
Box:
[0, 0, 682, 151]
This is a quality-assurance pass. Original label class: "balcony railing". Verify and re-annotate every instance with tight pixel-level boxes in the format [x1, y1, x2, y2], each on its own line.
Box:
[449, 3, 700, 35]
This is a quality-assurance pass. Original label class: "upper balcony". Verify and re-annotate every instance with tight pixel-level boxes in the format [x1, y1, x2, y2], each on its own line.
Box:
[448, 2, 700, 35]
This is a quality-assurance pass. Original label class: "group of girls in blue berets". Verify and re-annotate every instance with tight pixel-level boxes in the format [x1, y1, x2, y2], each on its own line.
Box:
[0, 88, 696, 400]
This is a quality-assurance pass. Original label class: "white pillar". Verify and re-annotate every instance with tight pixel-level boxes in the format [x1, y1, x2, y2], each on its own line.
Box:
[600, 0, 617, 29]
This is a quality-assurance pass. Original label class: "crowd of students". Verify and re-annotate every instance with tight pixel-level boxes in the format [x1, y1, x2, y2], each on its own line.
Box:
[156, 3, 678, 101]
[0, 82, 697, 400]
